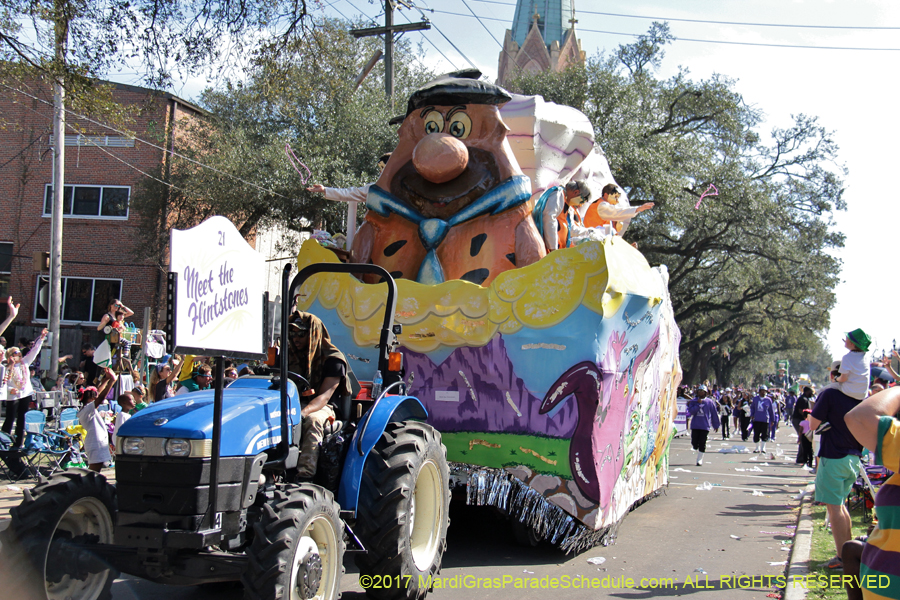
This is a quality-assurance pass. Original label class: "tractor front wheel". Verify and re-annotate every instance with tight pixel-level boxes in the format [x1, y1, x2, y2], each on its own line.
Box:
[354, 421, 450, 600]
[243, 483, 345, 600]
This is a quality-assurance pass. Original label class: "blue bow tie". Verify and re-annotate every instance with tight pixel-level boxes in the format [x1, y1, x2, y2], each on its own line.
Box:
[367, 175, 532, 284]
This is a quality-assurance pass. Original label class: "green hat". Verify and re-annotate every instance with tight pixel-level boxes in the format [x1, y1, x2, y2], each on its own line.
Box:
[845, 328, 872, 352]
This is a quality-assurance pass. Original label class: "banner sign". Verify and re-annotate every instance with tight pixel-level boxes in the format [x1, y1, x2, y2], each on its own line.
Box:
[674, 399, 688, 436]
[169, 216, 266, 359]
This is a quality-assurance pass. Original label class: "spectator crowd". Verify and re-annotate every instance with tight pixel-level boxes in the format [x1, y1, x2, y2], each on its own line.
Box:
[680, 327, 900, 599]
[3, 295, 900, 600]
[0, 294, 262, 477]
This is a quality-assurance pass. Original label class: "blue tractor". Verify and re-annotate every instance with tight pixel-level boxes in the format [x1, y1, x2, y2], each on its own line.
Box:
[0, 264, 450, 600]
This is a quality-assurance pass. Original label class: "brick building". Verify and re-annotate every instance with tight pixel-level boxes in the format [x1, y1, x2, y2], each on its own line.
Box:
[0, 78, 203, 352]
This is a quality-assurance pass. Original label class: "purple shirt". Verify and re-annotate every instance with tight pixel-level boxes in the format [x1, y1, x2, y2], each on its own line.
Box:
[785, 393, 797, 416]
[751, 395, 777, 423]
[810, 388, 863, 459]
[688, 397, 721, 431]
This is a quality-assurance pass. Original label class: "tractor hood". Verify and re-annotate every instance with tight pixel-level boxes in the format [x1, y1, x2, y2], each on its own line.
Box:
[117, 379, 301, 457]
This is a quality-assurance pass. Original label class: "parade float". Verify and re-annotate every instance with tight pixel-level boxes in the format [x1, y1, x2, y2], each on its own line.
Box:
[297, 70, 682, 551]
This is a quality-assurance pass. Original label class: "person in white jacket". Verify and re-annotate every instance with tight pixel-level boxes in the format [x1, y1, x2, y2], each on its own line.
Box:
[306, 153, 391, 249]
[2, 328, 48, 447]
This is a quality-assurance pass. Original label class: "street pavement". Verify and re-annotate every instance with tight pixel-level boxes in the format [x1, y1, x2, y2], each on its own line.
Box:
[1, 432, 814, 599]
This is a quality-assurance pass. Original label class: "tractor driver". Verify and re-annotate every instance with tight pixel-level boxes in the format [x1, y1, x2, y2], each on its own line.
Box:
[286, 311, 351, 480]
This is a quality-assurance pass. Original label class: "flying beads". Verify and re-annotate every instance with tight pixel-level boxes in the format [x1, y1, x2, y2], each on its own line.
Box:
[285, 143, 312, 184]
[694, 183, 719, 209]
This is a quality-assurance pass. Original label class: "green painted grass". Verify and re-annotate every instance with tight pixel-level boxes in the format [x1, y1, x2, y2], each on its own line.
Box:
[441, 431, 573, 479]
[806, 502, 870, 600]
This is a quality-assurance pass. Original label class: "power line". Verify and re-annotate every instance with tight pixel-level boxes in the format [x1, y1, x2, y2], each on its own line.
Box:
[645, 34, 900, 52]
[455, 0, 549, 72]
[429, 8, 900, 51]
[422, 21, 478, 69]
[0, 82, 296, 201]
[322, 0, 353, 21]
[413, 6, 478, 69]
[459, 0, 507, 50]
[468, 0, 900, 31]
[410, 20, 463, 71]
[336, 1, 467, 72]
[338, 0, 380, 26]
[0, 132, 46, 170]
[6, 89, 194, 199]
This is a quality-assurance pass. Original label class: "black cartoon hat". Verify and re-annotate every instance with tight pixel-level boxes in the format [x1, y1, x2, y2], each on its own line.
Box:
[405, 69, 511, 117]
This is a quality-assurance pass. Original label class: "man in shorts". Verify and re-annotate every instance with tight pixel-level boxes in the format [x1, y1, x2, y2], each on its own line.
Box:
[809, 387, 864, 569]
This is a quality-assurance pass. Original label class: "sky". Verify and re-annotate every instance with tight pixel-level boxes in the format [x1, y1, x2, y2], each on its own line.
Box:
[124, 0, 900, 362]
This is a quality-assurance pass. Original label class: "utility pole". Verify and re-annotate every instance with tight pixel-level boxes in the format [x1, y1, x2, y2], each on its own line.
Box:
[349, 1, 430, 106]
[346, 2, 429, 253]
[385, 2, 393, 101]
[49, 1, 70, 381]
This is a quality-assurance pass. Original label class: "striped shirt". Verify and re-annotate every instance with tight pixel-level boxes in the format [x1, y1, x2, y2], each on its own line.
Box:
[860, 416, 900, 599]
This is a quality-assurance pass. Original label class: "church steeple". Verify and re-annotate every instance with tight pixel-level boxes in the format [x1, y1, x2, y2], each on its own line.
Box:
[510, 0, 575, 50]
[498, 0, 585, 87]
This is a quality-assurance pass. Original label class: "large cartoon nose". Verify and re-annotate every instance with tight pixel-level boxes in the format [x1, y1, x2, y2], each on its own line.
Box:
[412, 133, 469, 184]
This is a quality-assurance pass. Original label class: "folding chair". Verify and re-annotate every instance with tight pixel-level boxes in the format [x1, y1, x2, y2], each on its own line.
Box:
[47, 407, 84, 469]
[20, 410, 49, 478]
[58, 407, 78, 431]
[21, 410, 72, 478]
[34, 390, 57, 419]
[0, 430, 18, 481]
[58, 390, 78, 414]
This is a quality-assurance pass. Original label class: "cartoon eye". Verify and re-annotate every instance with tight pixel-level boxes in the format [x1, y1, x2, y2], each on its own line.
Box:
[447, 112, 472, 139]
[423, 110, 444, 135]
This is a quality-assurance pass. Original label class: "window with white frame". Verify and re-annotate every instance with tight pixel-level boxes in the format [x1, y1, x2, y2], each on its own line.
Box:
[0, 242, 11, 321]
[34, 276, 122, 323]
[43, 184, 130, 219]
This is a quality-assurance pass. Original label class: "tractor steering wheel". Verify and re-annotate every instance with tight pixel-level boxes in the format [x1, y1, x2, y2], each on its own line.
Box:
[284, 371, 311, 395]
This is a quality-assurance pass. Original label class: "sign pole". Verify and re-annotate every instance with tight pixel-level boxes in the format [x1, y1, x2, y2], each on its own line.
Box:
[207, 355, 225, 531]
[168, 216, 269, 533]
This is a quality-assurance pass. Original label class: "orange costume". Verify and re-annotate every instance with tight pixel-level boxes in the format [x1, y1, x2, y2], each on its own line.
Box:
[583, 196, 624, 233]
[556, 206, 586, 249]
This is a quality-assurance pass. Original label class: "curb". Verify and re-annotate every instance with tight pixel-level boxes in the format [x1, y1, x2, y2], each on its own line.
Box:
[784, 483, 816, 600]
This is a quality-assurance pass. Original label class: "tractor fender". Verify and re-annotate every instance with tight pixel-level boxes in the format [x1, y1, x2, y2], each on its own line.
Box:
[337, 395, 427, 512]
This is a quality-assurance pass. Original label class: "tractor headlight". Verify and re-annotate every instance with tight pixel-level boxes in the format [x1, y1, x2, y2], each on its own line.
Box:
[122, 437, 145, 455]
[165, 438, 191, 457]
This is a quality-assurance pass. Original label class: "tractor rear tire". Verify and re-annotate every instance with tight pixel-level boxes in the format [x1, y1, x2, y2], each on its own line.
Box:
[0, 468, 117, 600]
[243, 483, 345, 600]
[354, 421, 450, 600]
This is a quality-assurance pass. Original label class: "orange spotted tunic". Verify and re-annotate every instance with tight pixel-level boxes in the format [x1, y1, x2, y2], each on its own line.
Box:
[362, 202, 534, 286]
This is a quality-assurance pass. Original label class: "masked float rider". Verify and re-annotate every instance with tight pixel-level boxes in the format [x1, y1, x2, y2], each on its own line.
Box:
[286, 311, 351, 480]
